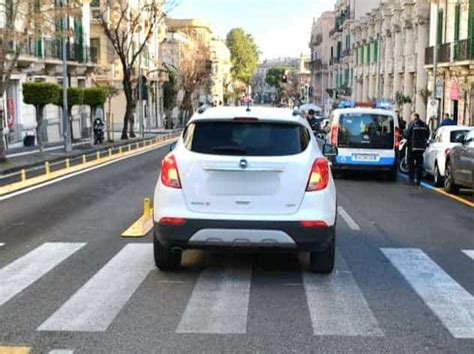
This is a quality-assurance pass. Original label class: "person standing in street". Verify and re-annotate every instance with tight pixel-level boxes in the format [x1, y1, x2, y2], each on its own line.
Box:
[404, 113, 430, 186]
[440, 113, 456, 126]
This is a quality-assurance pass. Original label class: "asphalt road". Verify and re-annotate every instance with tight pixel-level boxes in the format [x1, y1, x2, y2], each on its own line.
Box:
[1, 144, 473, 353]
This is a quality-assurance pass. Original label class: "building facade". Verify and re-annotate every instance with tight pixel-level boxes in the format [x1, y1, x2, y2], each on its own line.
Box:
[425, 0, 474, 126]
[210, 39, 232, 106]
[2, 0, 95, 148]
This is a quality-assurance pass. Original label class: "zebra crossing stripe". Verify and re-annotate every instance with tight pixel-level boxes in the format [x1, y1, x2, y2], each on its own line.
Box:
[463, 250, 474, 260]
[0, 243, 85, 307]
[382, 248, 474, 339]
[0, 243, 5, 248]
[49, 350, 74, 354]
[303, 253, 383, 337]
[176, 266, 252, 334]
[38, 244, 154, 332]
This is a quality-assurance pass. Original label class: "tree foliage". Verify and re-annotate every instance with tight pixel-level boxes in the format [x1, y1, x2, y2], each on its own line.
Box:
[226, 28, 259, 87]
[163, 74, 177, 111]
[83, 87, 108, 108]
[23, 82, 60, 107]
[265, 68, 285, 92]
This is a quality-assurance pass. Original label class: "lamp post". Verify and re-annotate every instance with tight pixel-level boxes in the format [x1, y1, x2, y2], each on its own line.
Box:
[62, 4, 71, 152]
[431, 0, 441, 126]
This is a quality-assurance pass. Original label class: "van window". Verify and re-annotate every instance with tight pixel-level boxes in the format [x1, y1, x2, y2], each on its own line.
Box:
[338, 113, 394, 149]
[184, 121, 310, 156]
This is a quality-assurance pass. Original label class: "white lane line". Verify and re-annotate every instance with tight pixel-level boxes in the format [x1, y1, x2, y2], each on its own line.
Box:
[0, 243, 85, 307]
[49, 350, 74, 354]
[0, 243, 4, 248]
[337, 206, 361, 231]
[463, 250, 474, 260]
[176, 266, 252, 334]
[38, 244, 154, 332]
[303, 253, 383, 337]
[382, 248, 474, 339]
[0, 141, 175, 202]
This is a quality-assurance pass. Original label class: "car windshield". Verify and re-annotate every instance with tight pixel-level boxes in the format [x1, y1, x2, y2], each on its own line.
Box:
[338, 113, 394, 149]
[183, 121, 310, 156]
[450, 130, 470, 143]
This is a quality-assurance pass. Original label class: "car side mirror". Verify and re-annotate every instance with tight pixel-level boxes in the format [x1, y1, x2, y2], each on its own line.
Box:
[323, 143, 338, 157]
[169, 142, 177, 151]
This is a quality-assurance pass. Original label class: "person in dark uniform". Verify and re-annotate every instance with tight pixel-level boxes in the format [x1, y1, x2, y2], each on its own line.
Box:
[403, 113, 430, 186]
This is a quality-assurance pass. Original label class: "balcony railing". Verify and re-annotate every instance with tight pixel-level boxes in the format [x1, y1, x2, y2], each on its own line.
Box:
[454, 38, 474, 61]
[439, 43, 451, 63]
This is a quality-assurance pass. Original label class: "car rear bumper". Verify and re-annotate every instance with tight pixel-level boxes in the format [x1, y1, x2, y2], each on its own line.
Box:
[331, 163, 396, 172]
[154, 219, 335, 252]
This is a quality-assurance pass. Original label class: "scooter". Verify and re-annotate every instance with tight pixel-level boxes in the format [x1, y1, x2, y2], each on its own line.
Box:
[93, 118, 105, 145]
[398, 138, 409, 173]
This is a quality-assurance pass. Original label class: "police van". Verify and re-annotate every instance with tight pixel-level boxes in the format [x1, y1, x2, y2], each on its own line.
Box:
[326, 101, 400, 180]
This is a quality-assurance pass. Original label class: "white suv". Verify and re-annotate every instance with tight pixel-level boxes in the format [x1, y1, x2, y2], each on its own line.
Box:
[153, 106, 337, 273]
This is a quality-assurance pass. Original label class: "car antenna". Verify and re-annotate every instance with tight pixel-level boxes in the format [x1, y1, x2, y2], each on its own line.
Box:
[246, 101, 251, 112]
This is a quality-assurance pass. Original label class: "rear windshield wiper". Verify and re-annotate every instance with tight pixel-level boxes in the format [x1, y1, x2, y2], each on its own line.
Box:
[211, 146, 247, 155]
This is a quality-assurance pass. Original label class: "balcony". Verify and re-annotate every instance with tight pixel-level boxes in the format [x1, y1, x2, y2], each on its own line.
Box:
[454, 38, 474, 61]
[342, 48, 350, 58]
[439, 43, 451, 63]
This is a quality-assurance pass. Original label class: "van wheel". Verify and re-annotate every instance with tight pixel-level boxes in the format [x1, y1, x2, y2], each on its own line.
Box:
[154, 237, 182, 271]
[444, 162, 460, 195]
[310, 235, 335, 274]
[434, 163, 444, 187]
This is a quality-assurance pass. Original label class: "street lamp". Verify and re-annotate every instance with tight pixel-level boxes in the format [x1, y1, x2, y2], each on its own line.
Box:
[61, 4, 71, 152]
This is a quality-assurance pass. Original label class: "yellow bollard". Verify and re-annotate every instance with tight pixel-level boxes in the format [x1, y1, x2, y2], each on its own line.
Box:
[96, 151, 101, 160]
[143, 198, 152, 218]
[45, 162, 50, 175]
[119, 146, 123, 154]
[109, 148, 112, 157]
[21, 169, 26, 182]
[128, 144, 132, 152]
[65, 158, 70, 169]
[82, 155, 87, 164]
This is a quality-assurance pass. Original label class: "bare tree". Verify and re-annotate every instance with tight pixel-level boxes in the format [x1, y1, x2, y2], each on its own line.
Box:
[0, 0, 79, 161]
[177, 30, 210, 123]
[100, 0, 175, 139]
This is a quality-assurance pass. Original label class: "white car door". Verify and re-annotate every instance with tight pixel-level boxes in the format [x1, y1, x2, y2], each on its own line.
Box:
[424, 130, 441, 174]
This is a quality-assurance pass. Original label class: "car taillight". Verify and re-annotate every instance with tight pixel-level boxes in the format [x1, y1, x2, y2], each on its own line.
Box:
[159, 217, 186, 226]
[300, 221, 328, 228]
[161, 154, 181, 189]
[330, 124, 338, 146]
[395, 127, 401, 149]
[306, 158, 329, 192]
[445, 148, 450, 157]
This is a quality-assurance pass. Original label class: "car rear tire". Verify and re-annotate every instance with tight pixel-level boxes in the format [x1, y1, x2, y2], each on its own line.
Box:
[444, 162, 460, 195]
[310, 235, 335, 274]
[154, 237, 182, 271]
[434, 163, 444, 187]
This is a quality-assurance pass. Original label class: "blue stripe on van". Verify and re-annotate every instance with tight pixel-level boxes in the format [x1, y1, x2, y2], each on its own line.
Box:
[335, 156, 396, 166]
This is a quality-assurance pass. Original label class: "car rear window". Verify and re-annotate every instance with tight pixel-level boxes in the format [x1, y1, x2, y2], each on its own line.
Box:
[338, 113, 394, 149]
[183, 121, 310, 156]
[450, 130, 469, 143]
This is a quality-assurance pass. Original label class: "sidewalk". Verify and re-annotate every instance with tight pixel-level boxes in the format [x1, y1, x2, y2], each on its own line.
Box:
[0, 130, 181, 180]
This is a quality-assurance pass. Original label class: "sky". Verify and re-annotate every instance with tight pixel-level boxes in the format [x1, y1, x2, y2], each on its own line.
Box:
[168, 0, 336, 60]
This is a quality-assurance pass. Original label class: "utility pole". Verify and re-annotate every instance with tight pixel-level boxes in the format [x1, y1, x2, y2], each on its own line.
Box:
[431, 0, 441, 126]
[62, 4, 71, 152]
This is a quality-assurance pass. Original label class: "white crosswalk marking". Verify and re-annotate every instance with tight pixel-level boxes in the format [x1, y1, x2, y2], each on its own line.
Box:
[0, 243, 5, 248]
[303, 253, 383, 336]
[49, 350, 74, 354]
[382, 248, 474, 339]
[176, 266, 252, 334]
[0, 243, 85, 306]
[463, 250, 474, 260]
[38, 244, 154, 332]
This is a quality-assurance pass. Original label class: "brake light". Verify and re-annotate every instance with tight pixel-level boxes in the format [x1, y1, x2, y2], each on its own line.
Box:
[445, 148, 450, 157]
[300, 220, 328, 228]
[161, 154, 181, 189]
[159, 217, 186, 226]
[306, 158, 329, 192]
[395, 127, 401, 149]
[330, 124, 338, 146]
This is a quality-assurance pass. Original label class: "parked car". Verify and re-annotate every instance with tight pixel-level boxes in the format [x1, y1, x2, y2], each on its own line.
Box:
[153, 106, 338, 273]
[423, 126, 472, 186]
[444, 130, 474, 194]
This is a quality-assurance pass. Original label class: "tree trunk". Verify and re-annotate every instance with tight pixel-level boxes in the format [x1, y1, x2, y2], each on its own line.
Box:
[90, 105, 96, 146]
[68, 108, 74, 142]
[35, 105, 44, 153]
[122, 72, 134, 140]
[0, 96, 7, 163]
[182, 91, 193, 127]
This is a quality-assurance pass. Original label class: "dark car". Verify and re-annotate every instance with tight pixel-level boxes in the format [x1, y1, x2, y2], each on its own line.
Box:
[444, 130, 474, 194]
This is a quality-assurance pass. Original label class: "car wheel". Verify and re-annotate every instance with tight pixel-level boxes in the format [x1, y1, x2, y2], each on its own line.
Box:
[154, 236, 182, 271]
[310, 234, 335, 274]
[444, 162, 460, 195]
[399, 156, 409, 174]
[434, 163, 444, 187]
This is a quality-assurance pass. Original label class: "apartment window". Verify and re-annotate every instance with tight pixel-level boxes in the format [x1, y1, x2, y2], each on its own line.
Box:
[374, 40, 379, 62]
[90, 38, 100, 63]
[91, 0, 100, 7]
[470, 0, 474, 39]
[437, 9, 444, 45]
[454, 2, 460, 42]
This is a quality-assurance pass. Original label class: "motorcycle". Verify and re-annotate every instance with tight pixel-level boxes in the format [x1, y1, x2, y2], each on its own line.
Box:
[398, 138, 409, 173]
[93, 118, 105, 145]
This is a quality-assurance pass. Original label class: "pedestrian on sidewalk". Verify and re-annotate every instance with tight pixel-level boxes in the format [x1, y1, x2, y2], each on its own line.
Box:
[440, 113, 456, 127]
[404, 113, 430, 186]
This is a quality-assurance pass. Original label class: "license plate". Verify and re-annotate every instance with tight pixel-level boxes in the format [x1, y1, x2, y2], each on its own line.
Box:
[353, 154, 378, 162]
